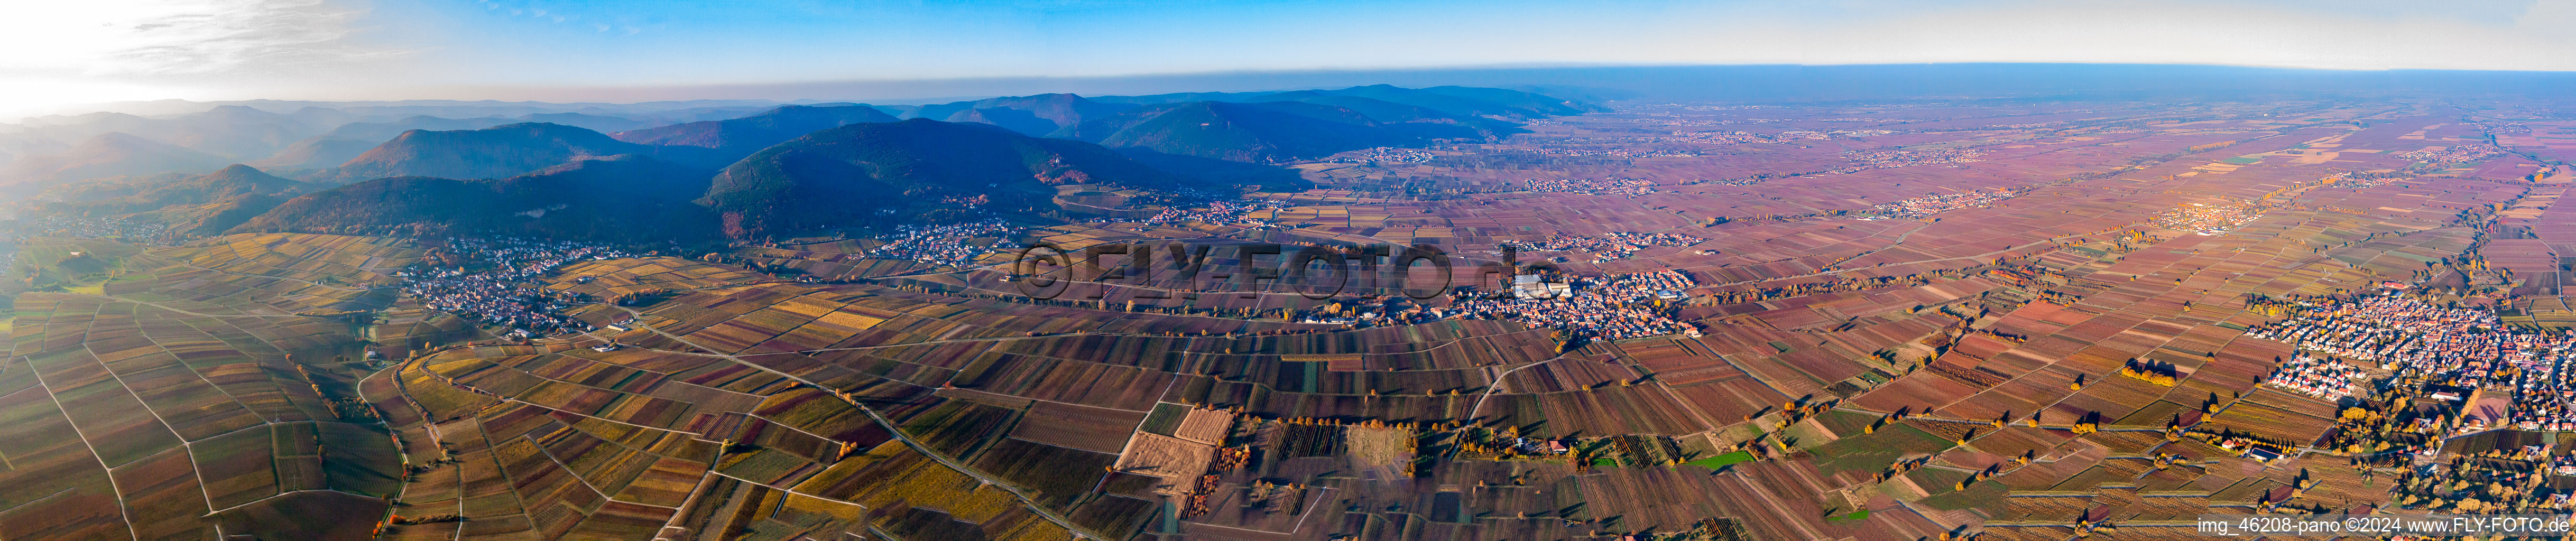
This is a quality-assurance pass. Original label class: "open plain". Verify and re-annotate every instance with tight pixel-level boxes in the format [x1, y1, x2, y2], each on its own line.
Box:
[5, 91, 2575, 540]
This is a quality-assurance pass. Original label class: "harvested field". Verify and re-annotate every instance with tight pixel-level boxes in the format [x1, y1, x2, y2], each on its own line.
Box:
[12, 98, 2544, 540]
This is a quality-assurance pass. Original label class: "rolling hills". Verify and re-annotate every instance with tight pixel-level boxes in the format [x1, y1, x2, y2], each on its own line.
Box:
[2, 85, 1594, 245]
[306, 122, 673, 183]
[245, 136, 390, 174]
[25, 164, 310, 235]
[1257, 83, 1601, 118]
[247, 116, 521, 174]
[0, 106, 350, 166]
[233, 154, 718, 241]
[700, 118, 1183, 238]
[1054, 100, 1417, 163]
[898, 93, 1138, 136]
[0, 132, 230, 189]
[1043, 85, 1595, 163]
[609, 104, 898, 162]
[0, 85, 1592, 193]
[516, 111, 654, 133]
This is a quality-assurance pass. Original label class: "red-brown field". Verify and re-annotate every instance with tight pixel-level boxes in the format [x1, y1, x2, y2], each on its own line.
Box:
[12, 93, 2573, 540]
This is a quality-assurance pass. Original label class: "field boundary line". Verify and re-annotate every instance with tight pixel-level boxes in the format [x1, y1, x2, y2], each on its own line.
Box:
[27, 362, 144, 540]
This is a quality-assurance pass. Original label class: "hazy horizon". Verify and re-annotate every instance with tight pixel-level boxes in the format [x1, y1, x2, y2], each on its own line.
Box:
[32, 61, 2576, 122]
[13, 0, 2576, 118]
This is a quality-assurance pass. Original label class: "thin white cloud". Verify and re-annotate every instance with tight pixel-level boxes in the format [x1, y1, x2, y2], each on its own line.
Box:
[0, 0, 373, 77]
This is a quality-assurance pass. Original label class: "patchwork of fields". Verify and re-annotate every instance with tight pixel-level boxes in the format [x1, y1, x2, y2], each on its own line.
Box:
[11, 98, 2576, 540]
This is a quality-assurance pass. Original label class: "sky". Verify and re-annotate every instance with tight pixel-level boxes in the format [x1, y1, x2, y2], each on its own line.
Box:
[4, 0, 2576, 117]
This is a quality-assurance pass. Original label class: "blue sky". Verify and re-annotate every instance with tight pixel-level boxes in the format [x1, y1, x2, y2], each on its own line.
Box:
[372, 1, 1722, 82]
[4, 0, 2575, 115]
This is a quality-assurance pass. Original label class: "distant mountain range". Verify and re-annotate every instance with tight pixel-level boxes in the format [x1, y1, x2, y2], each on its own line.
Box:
[0, 132, 230, 190]
[246, 113, 678, 175]
[610, 105, 898, 163]
[1055, 101, 1411, 163]
[246, 115, 521, 174]
[0, 105, 720, 181]
[880, 85, 1585, 163]
[702, 118, 1185, 238]
[24, 164, 311, 235]
[519, 112, 657, 133]
[306, 122, 681, 183]
[247, 137, 392, 174]
[5, 85, 1596, 241]
[880, 93, 1137, 136]
[320, 115, 523, 142]
[2, 84, 1592, 185]
[235, 154, 717, 241]
[4, 106, 345, 161]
